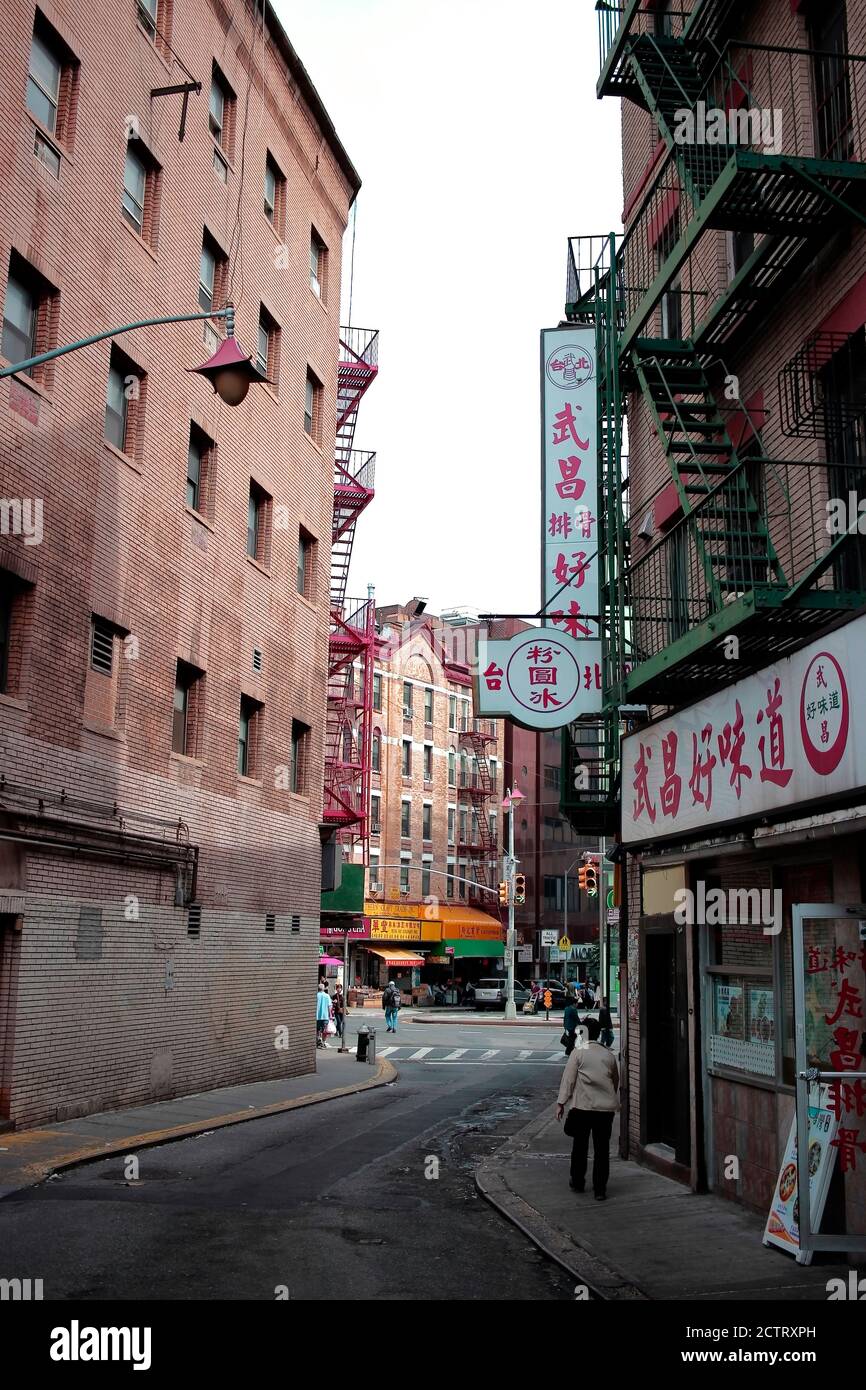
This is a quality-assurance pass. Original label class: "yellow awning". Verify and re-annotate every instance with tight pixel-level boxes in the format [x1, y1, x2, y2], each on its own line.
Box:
[365, 947, 427, 966]
[435, 906, 503, 940]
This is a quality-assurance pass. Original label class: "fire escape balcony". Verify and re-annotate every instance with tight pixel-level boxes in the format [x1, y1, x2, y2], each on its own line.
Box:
[597, 1, 743, 101]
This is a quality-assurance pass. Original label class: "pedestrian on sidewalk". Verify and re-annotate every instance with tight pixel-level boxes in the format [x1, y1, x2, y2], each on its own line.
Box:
[598, 996, 615, 1048]
[556, 1015, 619, 1200]
[332, 983, 345, 1042]
[593, 980, 603, 1007]
[316, 981, 332, 1049]
[382, 979, 401, 1033]
[562, 994, 583, 1055]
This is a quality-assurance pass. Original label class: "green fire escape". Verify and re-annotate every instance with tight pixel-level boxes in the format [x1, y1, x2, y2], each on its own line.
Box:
[561, 0, 866, 835]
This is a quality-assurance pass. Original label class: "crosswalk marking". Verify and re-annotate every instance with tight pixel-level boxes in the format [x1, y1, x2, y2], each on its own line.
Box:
[516, 1049, 533, 1060]
[441, 1048, 468, 1060]
[407, 1047, 433, 1060]
[478, 1049, 500, 1060]
[377, 1046, 397, 1057]
[547, 1051, 565, 1061]
[369, 1045, 568, 1065]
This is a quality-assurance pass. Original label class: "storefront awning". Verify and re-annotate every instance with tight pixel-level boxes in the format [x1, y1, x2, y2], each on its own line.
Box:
[434, 906, 504, 940]
[443, 938, 504, 958]
[365, 947, 427, 967]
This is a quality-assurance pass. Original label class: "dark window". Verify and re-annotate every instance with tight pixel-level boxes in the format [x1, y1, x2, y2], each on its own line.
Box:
[310, 229, 327, 300]
[122, 144, 147, 233]
[2, 268, 37, 365]
[238, 695, 262, 777]
[209, 63, 235, 158]
[265, 912, 276, 933]
[257, 303, 279, 384]
[264, 154, 285, 233]
[187, 423, 213, 513]
[446, 865, 455, 899]
[105, 345, 141, 453]
[544, 764, 561, 790]
[172, 659, 202, 756]
[809, 0, 853, 162]
[373, 672, 382, 710]
[448, 694, 457, 729]
[424, 687, 433, 723]
[138, 0, 158, 37]
[291, 718, 310, 793]
[403, 681, 413, 718]
[27, 21, 61, 133]
[424, 744, 433, 781]
[448, 807, 455, 842]
[401, 801, 411, 837]
[823, 327, 866, 590]
[247, 480, 270, 563]
[448, 749, 456, 785]
[402, 739, 411, 776]
[422, 804, 432, 840]
[90, 618, 115, 674]
[657, 214, 681, 339]
[400, 860, 410, 892]
[372, 730, 381, 773]
[371, 794, 380, 834]
[298, 527, 315, 597]
[730, 229, 754, 278]
[421, 863, 431, 897]
[653, 0, 673, 38]
[0, 578, 14, 694]
[304, 370, 321, 441]
[199, 232, 227, 316]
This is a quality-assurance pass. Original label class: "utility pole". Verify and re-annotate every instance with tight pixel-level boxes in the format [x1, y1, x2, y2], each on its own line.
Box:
[501, 785, 524, 1020]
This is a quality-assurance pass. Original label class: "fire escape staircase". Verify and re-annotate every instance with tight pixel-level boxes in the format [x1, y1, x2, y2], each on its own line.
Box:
[628, 339, 865, 703]
[457, 726, 497, 896]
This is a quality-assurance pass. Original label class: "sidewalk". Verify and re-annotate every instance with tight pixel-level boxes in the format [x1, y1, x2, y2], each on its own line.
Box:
[408, 1009, 618, 1027]
[477, 1106, 853, 1300]
[0, 1050, 395, 1199]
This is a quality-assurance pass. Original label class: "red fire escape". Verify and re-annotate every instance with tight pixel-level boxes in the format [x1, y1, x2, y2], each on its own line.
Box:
[323, 328, 379, 858]
[457, 720, 498, 904]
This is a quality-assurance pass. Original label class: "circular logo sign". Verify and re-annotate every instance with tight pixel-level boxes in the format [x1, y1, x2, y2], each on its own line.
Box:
[545, 343, 594, 390]
[505, 638, 580, 716]
[799, 651, 849, 775]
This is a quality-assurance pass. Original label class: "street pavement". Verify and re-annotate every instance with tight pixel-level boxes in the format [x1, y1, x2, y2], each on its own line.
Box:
[0, 1016, 576, 1301]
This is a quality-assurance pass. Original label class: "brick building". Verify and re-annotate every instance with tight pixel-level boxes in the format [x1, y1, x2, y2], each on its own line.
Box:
[563, 0, 866, 1251]
[0, 0, 360, 1128]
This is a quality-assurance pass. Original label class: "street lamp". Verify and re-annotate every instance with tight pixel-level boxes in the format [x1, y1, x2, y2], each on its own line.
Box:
[0, 302, 267, 407]
[501, 784, 525, 1020]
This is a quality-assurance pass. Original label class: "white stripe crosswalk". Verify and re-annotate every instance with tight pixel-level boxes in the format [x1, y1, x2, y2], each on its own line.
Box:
[366, 1045, 571, 1065]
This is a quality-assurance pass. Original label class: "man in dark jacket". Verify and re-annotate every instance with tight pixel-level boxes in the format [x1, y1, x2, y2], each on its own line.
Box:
[598, 997, 615, 1048]
[562, 997, 583, 1055]
[382, 980, 401, 1033]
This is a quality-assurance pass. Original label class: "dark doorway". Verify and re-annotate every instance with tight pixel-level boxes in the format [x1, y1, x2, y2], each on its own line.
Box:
[642, 920, 691, 1164]
[0, 915, 21, 1126]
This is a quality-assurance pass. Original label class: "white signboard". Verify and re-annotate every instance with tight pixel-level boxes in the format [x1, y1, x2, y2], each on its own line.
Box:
[763, 1090, 839, 1263]
[540, 929, 558, 946]
[623, 611, 866, 844]
[476, 627, 602, 729]
[517, 946, 533, 963]
[541, 327, 599, 649]
[548, 948, 565, 963]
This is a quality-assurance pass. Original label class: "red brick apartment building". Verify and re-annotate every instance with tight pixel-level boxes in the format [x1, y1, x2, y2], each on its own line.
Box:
[564, 0, 866, 1248]
[0, 0, 359, 1128]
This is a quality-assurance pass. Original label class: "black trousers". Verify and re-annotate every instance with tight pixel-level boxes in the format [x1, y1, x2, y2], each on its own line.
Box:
[569, 1110, 615, 1194]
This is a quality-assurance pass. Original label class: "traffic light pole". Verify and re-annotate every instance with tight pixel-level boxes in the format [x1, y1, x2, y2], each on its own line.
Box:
[504, 797, 517, 1020]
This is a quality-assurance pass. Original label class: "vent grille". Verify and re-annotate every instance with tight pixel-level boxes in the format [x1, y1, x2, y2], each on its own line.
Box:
[91, 619, 115, 674]
[265, 912, 276, 933]
[187, 903, 202, 937]
[291, 914, 301, 933]
[253, 648, 263, 673]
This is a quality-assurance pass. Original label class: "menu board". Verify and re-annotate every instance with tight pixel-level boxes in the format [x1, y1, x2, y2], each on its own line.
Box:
[763, 1089, 839, 1264]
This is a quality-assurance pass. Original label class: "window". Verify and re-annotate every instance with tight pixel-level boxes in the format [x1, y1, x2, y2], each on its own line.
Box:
[423, 744, 433, 781]
[90, 617, 116, 674]
[402, 739, 411, 776]
[447, 807, 455, 844]
[401, 800, 411, 837]
[373, 672, 382, 711]
[489, 811, 497, 846]
[264, 153, 285, 234]
[810, 0, 853, 162]
[247, 480, 271, 564]
[199, 232, 227, 316]
[310, 229, 327, 300]
[424, 687, 433, 723]
[0, 574, 25, 696]
[257, 303, 279, 385]
[448, 694, 457, 729]
[297, 527, 315, 599]
[369, 852, 380, 890]
[370, 793, 381, 834]
[291, 718, 310, 793]
[421, 860, 432, 898]
[26, 16, 76, 149]
[458, 862, 467, 900]
[122, 140, 161, 243]
[305, 369, 322, 442]
[2, 254, 56, 382]
[423, 804, 432, 841]
[209, 64, 235, 159]
[448, 748, 456, 786]
[459, 751, 468, 788]
[105, 345, 143, 455]
[653, 0, 673, 37]
[657, 213, 681, 339]
[138, 0, 158, 37]
[187, 423, 213, 515]
[459, 807, 468, 845]
[172, 659, 202, 756]
[544, 764, 561, 791]
[400, 858, 411, 894]
[403, 681, 413, 718]
[372, 729, 381, 773]
[238, 696, 263, 778]
[446, 862, 455, 899]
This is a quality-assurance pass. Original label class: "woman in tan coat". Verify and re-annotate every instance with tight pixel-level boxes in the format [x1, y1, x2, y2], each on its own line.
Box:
[556, 1015, 619, 1200]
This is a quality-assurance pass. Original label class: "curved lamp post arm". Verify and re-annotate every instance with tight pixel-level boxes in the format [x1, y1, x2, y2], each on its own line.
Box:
[0, 305, 234, 380]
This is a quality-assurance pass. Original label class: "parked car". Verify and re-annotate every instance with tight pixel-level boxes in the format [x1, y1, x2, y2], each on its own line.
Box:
[527, 979, 569, 1011]
[472, 978, 532, 1010]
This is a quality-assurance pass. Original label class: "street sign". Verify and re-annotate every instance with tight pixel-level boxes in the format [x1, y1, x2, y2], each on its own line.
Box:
[541, 929, 557, 946]
[445, 946, 454, 955]
[607, 908, 620, 926]
[549, 948, 564, 963]
[558, 935, 571, 951]
[476, 628, 603, 730]
[543, 990, 552, 1009]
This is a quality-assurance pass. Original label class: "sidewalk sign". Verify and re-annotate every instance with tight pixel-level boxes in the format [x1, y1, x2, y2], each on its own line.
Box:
[763, 1087, 839, 1263]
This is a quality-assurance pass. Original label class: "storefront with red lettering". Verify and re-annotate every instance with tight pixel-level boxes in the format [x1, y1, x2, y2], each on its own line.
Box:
[621, 614, 866, 1246]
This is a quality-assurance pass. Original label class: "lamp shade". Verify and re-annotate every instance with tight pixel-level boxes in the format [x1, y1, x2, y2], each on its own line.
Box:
[188, 336, 269, 406]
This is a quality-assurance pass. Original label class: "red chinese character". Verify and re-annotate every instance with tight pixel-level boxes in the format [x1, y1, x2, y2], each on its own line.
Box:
[632, 743, 656, 824]
[830, 1127, 866, 1174]
[530, 688, 562, 708]
[820, 718, 830, 745]
[816, 664, 828, 689]
[828, 1078, 866, 1121]
[830, 1027, 862, 1072]
[548, 511, 573, 539]
[660, 731, 682, 818]
[553, 550, 590, 590]
[689, 724, 717, 812]
[717, 699, 752, 800]
[583, 662, 601, 690]
[555, 455, 586, 501]
[550, 601, 592, 639]
[483, 662, 504, 691]
[551, 402, 589, 450]
[574, 507, 596, 538]
[529, 666, 557, 686]
[807, 946, 829, 974]
[832, 947, 857, 976]
[825, 978, 863, 1026]
[527, 645, 555, 664]
[756, 678, 793, 787]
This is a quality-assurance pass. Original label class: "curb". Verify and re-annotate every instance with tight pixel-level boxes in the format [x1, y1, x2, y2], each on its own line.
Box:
[475, 1106, 648, 1301]
[408, 1015, 565, 1026]
[0, 1058, 397, 1196]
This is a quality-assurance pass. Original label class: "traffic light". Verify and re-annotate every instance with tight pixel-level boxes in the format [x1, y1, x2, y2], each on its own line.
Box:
[514, 873, 526, 905]
[585, 863, 599, 896]
[578, 865, 589, 891]
[498, 881, 509, 906]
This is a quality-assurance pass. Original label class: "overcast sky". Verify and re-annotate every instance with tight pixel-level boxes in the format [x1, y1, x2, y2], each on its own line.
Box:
[277, 0, 624, 617]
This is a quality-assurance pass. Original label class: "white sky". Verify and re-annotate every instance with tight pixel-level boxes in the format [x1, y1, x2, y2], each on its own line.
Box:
[277, 0, 624, 616]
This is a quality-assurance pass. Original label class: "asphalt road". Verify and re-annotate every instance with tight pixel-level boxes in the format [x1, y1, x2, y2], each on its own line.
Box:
[0, 1019, 578, 1301]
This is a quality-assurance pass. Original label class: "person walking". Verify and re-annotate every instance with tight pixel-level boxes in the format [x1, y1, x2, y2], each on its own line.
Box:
[556, 1016, 619, 1200]
[316, 981, 332, 1049]
[598, 996, 615, 1048]
[562, 993, 583, 1055]
[593, 980, 603, 1007]
[332, 983, 345, 1043]
[382, 978, 401, 1033]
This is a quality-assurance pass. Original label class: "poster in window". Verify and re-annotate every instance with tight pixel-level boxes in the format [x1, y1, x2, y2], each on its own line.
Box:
[748, 987, 775, 1045]
[714, 979, 745, 1039]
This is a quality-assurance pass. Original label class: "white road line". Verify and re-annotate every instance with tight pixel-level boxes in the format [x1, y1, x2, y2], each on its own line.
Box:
[376, 1046, 398, 1056]
[516, 1049, 533, 1060]
[478, 1049, 500, 1059]
[441, 1048, 468, 1060]
[547, 1051, 565, 1061]
[406, 1047, 433, 1060]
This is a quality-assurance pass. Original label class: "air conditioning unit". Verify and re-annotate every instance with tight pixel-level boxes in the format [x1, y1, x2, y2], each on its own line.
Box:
[400, 886, 410, 896]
